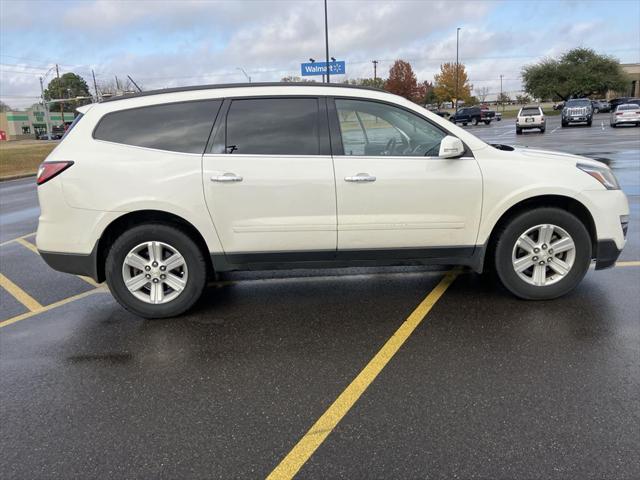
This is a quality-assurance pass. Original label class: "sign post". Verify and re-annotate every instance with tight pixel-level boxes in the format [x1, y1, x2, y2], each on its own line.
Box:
[301, 61, 345, 77]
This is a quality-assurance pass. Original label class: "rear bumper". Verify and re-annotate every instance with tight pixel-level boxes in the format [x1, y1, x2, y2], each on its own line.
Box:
[39, 245, 100, 282]
[595, 240, 622, 270]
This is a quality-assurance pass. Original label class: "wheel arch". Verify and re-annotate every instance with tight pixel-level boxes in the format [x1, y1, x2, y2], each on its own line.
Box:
[95, 210, 214, 282]
[482, 194, 597, 271]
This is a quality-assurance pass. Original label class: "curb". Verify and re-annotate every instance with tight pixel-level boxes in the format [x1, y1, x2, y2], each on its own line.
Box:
[0, 173, 37, 182]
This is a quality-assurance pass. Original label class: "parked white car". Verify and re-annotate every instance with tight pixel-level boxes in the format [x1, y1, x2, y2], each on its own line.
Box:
[610, 103, 640, 127]
[516, 105, 545, 134]
[36, 83, 629, 318]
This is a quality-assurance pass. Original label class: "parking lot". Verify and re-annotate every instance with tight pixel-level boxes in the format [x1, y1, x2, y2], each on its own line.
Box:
[1, 113, 639, 479]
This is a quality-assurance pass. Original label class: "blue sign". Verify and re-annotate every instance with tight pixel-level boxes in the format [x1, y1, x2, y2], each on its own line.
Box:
[301, 60, 346, 76]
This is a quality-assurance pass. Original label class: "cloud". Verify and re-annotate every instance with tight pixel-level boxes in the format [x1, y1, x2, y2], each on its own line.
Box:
[1, 0, 638, 108]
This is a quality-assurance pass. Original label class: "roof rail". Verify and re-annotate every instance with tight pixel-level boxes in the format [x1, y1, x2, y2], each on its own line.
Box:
[100, 82, 386, 103]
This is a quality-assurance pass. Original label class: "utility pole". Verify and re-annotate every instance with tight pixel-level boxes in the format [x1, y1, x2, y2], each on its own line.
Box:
[55, 64, 65, 124]
[372, 60, 378, 81]
[39, 77, 52, 138]
[455, 27, 461, 115]
[500, 74, 503, 112]
[92, 69, 99, 102]
[324, 0, 330, 83]
[115, 76, 120, 92]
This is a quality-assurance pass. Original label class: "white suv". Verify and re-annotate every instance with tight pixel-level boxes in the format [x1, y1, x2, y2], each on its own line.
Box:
[36, 83, 629, 318]
[516, 105, 545, 134]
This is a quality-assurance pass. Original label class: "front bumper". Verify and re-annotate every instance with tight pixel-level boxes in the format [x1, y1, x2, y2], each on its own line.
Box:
[595, 240, 622, 270]
[564, 115, 591, 123]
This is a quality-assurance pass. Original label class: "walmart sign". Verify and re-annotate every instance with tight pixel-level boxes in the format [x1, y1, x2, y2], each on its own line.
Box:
[301, 60, 346, 76]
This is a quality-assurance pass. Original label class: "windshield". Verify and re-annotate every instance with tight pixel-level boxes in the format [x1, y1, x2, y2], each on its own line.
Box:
[520, 107, 541, 116]
[565, 99, 591, 107]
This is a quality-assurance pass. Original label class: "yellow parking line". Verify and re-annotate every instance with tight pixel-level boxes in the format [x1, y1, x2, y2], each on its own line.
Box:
[15, 237, 38, 254]
[14, 237, 102, 287]
[0, 287, 106, 329]
[0, 232, 36, 247]
[0, 273, 43, 312]
[266, 269, 459, 480]
[616, 261, 640, 267]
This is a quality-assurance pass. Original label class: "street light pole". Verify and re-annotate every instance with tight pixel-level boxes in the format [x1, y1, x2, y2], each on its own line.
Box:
[455, 27, 461, 115]
[39, 77, 52, 138]
[372, 60, 378, 81]
[500, 74, 503, 112]
[236, 67, 251, 83]
[324, 0, 330, 83]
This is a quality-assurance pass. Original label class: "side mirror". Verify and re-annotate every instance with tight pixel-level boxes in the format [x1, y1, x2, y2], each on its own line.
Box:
[439, 135, 465, 158]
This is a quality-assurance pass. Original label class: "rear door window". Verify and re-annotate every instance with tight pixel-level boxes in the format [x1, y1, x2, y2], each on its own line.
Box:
[222, 98, 320, 155]
[93, 100, 222, 153]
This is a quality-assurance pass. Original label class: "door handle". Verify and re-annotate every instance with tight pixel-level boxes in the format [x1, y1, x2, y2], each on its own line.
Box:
[345, 173, 376, 183]
[211, 173, 243, 183]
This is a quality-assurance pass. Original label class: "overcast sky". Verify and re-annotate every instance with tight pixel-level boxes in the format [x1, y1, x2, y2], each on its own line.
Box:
[1, 0, 639, 108]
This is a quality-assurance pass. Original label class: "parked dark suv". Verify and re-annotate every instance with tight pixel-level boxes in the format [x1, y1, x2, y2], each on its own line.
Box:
[561, 99, 593, 127]
[450, 106, 495, 126]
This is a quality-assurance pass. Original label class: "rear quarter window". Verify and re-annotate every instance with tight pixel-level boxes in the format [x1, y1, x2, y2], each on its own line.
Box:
[93, 100, 222, 153]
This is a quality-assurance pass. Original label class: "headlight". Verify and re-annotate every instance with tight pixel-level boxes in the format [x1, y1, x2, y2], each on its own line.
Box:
[577, 162, 620, 190]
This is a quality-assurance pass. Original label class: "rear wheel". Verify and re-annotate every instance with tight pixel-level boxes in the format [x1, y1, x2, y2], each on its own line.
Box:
[587, 120, 592, 126]
[473, 118, 479, 126]
[105, 224, 207, 318]
[516, 127, 522, 135]
[494, 208, 592, 300]
[540, 126, 545, 133]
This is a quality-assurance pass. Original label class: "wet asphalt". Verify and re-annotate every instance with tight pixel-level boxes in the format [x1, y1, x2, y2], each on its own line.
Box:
[1, 113, 639, 479]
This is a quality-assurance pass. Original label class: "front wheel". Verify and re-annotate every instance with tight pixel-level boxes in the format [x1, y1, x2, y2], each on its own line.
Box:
[105, 224, 208, 318]
[473, 118, 479, 126]
[462, 122, 468, 126]
[516, 127, 522, 134]
[484, 120, 491, 125]
[494, 208, 592, 300]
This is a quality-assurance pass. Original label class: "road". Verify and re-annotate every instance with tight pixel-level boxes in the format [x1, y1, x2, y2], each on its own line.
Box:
[1, 113, 639, 479]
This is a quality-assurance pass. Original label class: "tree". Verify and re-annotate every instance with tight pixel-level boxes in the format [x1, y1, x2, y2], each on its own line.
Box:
[475, 86, 490, 103]
[434, 62, 473, 105]
[343, 77, 386, 89]
[516, 94, 532, 105]
[0, 101, 12, 112]
[497, 92, 511, 104]
[44, 72, 91, 111]
[280, 75, 316, 83]
[384, 60, 422, 103]
[421, 81, 437, 105]
[522, 48, 627, 101]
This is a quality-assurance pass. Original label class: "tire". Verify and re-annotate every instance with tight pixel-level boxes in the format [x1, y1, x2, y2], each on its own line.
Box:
[540, 127, 545, 133]
[587, 120, 592, 127]
[462, 122, 468, 126]
[484, 120, 491, 125]
[594, 108, 599, 114]
[516, 127, 522, 135]
[610, 123, 616, 128]
[493, 208, 592, 300]
[561, 120, 568, 127]
[105, 223, 208, 318]
[473, 118, 479, 126]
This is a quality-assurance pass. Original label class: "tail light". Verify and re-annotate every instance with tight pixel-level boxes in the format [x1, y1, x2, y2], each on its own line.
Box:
[616, 112, 623, 116]
[36, 161, 74, 186]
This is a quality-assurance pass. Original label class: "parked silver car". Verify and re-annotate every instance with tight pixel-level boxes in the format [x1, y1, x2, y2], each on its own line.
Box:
[610, 104, 640, 127]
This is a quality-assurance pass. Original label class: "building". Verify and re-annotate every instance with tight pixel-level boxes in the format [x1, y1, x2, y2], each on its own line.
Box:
[0, 106, 75, 141]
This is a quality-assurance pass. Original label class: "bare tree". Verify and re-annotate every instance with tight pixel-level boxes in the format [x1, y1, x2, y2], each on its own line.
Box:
[475, 86, 490, 103]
